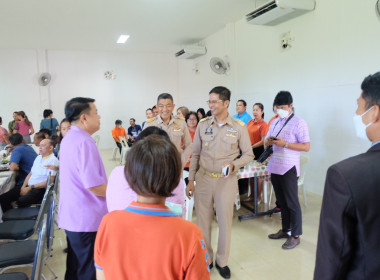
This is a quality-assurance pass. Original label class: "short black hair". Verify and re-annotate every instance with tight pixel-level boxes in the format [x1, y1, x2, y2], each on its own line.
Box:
[115, 120, 122, 125]
[185, 111, 199, 124]
[361, 71, 380, 109]
[206, 110, 212, 116]
[43, 109, 53, 118]
[197, 108, 206, 119]
[34, 131, 47, 141]
[152, 105, 157, 110]
[130, 118, 136, 122]
[0, 117, 2, 123]
[146, 108, 152, 112]
[9, 133, 23, 146]
[125, 134, 181, 198]
[64, 97, 95, 123]
[209, 86, 231, 101]
[273, 91, 293, 106]
[39, 128, 52, 137]
[237, 99, 247, 107]
[157, 93, 173, 103]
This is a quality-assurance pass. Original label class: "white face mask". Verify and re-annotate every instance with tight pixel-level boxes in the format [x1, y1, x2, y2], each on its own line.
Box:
[277, 108, 289, 119]
[353, 106, 374, 141]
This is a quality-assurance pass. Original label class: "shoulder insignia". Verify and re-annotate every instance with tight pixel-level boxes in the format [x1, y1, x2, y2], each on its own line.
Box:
[175, 115, 185, 121]
[147, 117, 155, 123]
[235, 119, 245, 127]
[200, 117, 209, 123]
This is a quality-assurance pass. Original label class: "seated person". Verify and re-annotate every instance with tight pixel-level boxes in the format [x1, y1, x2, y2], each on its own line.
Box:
[95, 134, 210, 280]
[0, 133, 37, 212]
[127, 118, 142, 147]
[107, 127, 186, 216]
[111, 120, 127, 154]
[18, 139, 59, 207]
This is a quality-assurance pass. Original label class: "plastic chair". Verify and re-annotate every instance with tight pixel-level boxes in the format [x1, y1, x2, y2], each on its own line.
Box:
[119, 137, 130, 165]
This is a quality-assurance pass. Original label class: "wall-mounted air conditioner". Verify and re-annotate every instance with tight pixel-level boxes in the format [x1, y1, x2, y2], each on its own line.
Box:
[175, 46, 207, 59]
[246, 0, 315, 26]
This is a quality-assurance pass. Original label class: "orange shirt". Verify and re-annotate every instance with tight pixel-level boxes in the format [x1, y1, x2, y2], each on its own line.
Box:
[247, 118, 268, 145]
[111, 126, 126, 142]
[95, 202, 210, 280]
[268, 115, 279, 128]
[185, 129, 196, 168]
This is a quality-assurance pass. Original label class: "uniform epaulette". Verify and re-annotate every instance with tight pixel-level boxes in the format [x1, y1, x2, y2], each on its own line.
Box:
[147, 117, 155, 123]
[234, 119, 245, 126]
[175, 115, 185, 121]
[200, 117, 209, 123]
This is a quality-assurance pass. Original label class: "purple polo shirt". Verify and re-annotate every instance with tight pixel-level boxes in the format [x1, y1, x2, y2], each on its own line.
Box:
[266, 114, 310, 176]
[57, 125, 108, 232]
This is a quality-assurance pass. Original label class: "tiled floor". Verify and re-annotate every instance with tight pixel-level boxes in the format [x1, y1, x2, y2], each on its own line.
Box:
[4, 149, 322, 279]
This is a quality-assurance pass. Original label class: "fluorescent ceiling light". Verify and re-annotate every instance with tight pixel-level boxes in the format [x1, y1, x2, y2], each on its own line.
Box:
[117, 35, 130, 44]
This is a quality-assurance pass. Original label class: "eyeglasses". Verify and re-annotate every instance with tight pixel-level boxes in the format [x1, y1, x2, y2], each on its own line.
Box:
[206, 100, 223, 105]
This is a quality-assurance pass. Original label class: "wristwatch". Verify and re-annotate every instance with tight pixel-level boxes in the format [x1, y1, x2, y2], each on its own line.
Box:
[284, 142, 289, 148]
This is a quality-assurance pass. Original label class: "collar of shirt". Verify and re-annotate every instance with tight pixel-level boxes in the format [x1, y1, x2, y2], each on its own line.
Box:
[210, 114, 234, 126]
[156, 115, 175, 126]
[251, 118, 264, 125]
[42, 153, 54, 159]
[371, 140, 380, 148]
[125, 201, 177, 217]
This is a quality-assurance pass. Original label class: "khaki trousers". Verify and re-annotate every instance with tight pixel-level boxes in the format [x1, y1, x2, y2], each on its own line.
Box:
[194, 171, 238, 267]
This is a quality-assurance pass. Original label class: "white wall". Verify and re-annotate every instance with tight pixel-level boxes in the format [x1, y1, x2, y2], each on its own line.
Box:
[0, 50, 178, 149]
[177, 0, 380, 194]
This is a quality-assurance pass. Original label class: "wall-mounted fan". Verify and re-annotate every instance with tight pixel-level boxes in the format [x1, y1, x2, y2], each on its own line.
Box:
[38, 72, 51, 86]
[210, 57, 229, 75]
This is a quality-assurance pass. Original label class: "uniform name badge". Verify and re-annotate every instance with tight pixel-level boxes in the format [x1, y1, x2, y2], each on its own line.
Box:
[205, 127, 213, 135]
[226, 128, 237, 137]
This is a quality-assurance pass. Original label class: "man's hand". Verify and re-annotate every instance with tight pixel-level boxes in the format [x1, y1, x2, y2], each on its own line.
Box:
[272, 137, 286, 148]
[186, 181, 195, 199]
[20, 185, 31, 196]
[44, 165, 59, 171]
[222, 162, 234, 178]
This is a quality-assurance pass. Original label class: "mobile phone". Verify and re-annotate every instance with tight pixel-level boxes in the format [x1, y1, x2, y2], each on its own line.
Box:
[222, 165, 230, 177]
[269, 136, 278, 140]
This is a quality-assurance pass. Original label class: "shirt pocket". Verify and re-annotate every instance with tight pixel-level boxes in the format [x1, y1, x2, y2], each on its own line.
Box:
[223, 135, 239, 152]
[200, 134, 214, 149]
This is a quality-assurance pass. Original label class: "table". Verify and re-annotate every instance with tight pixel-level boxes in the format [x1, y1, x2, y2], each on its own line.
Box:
[237, 161, 278, 221]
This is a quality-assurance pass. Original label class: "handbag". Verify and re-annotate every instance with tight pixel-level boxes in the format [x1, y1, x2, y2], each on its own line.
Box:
[257, 113, 294, 163]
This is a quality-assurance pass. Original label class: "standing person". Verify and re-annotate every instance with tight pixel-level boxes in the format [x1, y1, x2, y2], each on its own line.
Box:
[8, 112, 18, 134]
[127, 118, 142, 147]
[268, 105, 279, 127]
[265, 91, 310, 250]
[186, 86, 254, 279]
[233, 99, 252, 125]
[184, 111, 199, 172]
[95, 135, 210, 280]
[314, 72, 380, 279]
[55, 118, 71, 157]
[13, 111, 34, 144]
[111, 120, 127, 154]
[197, 108, 207, 120]
[144, 93, 192, 169]
[40, 109, 59, 136]
[0, 133, 37, 212]
[152, 105, 158, 117]
[177, 106, 189, 119]
[141, 108, 153, 129]
[245, 103, 269, 202]
[0, 117, 10, 150]
[58, 97, 107, 280]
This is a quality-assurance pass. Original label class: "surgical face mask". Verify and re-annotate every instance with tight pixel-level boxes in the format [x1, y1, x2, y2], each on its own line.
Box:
[353, 106, 374, 141]
[277, 108, 289, 119]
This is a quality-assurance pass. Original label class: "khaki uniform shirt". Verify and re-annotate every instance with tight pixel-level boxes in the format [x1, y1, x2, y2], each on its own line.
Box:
[189, 114, 254, 181]
[144, 115, 192, 166]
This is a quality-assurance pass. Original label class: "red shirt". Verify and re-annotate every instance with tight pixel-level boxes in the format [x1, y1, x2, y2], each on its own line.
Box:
[95, 202, 210, 280]
[247, 118, 268, 145]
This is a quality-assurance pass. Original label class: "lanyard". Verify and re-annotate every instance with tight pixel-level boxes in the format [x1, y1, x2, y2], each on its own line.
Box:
[271, 113, 294, 138]
[371, 141, 380, 148]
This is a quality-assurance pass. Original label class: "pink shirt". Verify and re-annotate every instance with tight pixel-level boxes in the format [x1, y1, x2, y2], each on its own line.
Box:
[266, 114, 310, 176]
[15, 121, 33, 135]
[0, 127, 9, 143]
[58, 125, 108, 232]
[106, 166, 186, 217]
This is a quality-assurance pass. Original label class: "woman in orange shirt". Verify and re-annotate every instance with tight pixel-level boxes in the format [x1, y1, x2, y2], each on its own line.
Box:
[246, 103, 269, 203]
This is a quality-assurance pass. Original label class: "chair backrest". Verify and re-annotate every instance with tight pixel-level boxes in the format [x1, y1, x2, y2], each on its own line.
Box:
[46, 191, 56, 253]
[33, 181, 54, 233]
[30, 214, 48, 280]
[298, 154, 310, 185]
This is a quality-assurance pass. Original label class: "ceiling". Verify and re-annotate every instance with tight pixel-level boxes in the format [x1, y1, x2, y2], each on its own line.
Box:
[0, 0, 259, 53]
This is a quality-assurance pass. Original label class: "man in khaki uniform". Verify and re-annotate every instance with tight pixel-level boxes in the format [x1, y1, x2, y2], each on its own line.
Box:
[144, 93, 192, 168]
[186, 86, 254, 279]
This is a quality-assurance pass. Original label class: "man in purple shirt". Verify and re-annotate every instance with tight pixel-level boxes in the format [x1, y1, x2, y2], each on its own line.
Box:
[58, 97, 107, 280]
[265, 91, 310, 250]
